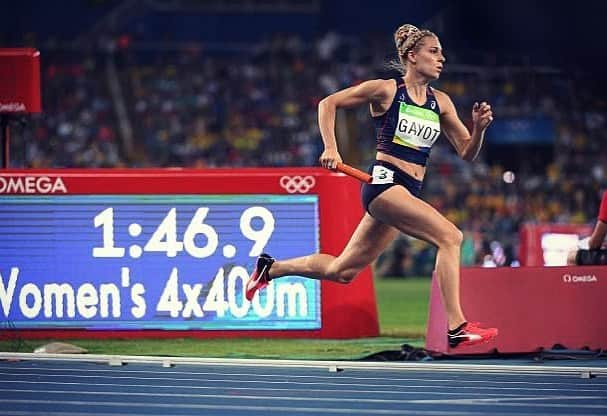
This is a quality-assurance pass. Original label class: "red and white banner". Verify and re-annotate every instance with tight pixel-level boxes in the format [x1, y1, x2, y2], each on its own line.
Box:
[426, 266, 607, 354]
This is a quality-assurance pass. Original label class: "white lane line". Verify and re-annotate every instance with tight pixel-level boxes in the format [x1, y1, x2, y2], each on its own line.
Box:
[0, 388, 478, 405]
[1, 396, 606, 411]
[408, 396, 607, 408]
[0, 371, 604, 393]
[0, 399, 487, 415]
[2, 379, 605, 395]
[0, 367, 602, 387]
[0, 413, 147, 416]
[1, 411, 606, 416]
[2, 352, 605, 375]
[0, 362, 592, 380]
[2, 388, 606, 408]
[412, 396, 605, 404]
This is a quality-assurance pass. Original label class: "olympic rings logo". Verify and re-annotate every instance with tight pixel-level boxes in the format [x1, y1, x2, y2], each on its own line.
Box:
[279, 175, 316, 194]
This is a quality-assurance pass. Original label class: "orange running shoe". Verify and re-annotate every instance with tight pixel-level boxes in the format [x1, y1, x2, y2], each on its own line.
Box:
[245, 253, 275, 301]
[448, 322, 498, 348]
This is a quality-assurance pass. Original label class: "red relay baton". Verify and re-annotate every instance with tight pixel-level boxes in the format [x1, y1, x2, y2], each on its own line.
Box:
[335, 162, 372, 183]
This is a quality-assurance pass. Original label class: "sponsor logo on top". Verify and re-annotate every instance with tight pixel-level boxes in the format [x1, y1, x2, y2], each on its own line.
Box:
[0, 102, 27, 112]
[0, 176, 67, 194]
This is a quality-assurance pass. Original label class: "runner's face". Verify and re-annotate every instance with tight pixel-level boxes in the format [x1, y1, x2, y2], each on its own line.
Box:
[411, 36, 445, 80]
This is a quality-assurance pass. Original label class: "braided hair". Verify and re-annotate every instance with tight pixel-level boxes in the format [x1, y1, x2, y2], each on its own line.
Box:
[390, 24, 437, 74]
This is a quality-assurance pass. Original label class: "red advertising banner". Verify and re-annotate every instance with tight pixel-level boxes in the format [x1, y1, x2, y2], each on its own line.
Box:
[426, 266, 607, 354]
[0, 48, 41, 114]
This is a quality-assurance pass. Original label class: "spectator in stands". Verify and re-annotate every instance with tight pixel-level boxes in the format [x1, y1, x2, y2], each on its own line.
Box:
[567, 190, 607, 265]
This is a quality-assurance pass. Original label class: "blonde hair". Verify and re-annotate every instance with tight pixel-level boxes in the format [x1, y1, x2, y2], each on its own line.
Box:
[389, 24, 437, 74]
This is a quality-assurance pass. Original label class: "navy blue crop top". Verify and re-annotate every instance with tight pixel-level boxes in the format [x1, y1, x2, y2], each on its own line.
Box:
[373, 77, 441, 166]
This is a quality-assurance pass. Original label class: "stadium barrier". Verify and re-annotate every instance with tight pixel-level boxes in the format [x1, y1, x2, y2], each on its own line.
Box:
[426, 266, 607, 354]
[0, 168, 379, 339]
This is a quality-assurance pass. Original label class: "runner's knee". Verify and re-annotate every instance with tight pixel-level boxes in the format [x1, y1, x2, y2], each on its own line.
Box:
[437, 226, 463, 249]
[326, 263, 359, 284]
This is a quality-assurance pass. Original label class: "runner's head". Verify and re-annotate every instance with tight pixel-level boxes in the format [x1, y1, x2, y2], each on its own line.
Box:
[393, 24, 444, 79]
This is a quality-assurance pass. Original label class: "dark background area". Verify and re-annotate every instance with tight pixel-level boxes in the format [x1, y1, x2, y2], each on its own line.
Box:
[4, 0, 606, 65]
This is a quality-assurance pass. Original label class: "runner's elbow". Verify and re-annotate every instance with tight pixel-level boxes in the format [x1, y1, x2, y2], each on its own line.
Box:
[318, 97, 334, 112]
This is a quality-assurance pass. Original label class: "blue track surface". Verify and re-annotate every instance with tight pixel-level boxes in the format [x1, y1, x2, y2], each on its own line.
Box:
[0, 357, 605, 415]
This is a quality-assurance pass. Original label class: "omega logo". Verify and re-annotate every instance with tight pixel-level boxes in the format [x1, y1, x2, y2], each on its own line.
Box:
[0, 176, 67, 194]
[562, 274, 598, 283]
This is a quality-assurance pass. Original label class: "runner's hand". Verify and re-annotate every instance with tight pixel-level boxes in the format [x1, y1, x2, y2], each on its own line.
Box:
[472, 101, 493, 131]
[319, 148, 343, 170]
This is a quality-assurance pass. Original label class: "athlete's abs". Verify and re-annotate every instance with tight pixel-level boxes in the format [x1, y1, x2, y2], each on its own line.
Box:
[376, 151, 426, 180]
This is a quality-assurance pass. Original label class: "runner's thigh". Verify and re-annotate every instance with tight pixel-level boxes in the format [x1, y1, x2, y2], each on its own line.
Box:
[333, 213, 399, 272]
[368, 185, 460, 247]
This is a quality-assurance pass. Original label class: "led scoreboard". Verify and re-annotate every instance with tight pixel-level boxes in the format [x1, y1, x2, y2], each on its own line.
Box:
[0, 169, 379, 339]
[2, 195, 320, 330]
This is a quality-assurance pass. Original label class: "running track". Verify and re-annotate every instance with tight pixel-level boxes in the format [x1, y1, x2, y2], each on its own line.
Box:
[0, 353, 605, 415]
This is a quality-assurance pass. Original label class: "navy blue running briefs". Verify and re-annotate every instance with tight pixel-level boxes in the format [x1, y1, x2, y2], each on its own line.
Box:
[360, 160, 422, 213]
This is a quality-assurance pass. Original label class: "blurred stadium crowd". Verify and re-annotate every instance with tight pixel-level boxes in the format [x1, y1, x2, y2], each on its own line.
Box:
[4, 1, 606, 275]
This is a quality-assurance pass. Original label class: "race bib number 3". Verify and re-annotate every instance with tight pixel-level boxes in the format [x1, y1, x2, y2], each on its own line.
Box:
[371, 165, 394, 185]
[393, 103, 440, 149]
